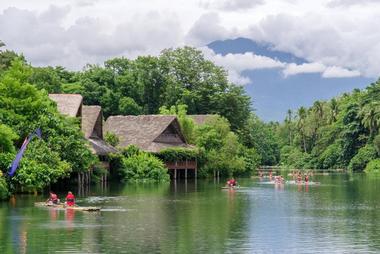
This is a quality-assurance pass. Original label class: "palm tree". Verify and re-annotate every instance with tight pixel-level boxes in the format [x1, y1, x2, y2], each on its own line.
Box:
[329, 98, 339, 123]
[0, 40, 4, 48]
[286, 109, 293, 145]
[359, 102, 380, 137]
[297, 107, 307, 152]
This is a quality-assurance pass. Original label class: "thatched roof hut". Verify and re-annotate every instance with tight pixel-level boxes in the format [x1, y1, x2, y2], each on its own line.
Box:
[48, 94, 83, 117]
[104, 115, 191, 153]
[82, 105, 117, 156]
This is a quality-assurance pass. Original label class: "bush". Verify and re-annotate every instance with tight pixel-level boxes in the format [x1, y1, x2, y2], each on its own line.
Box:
[320, 143, 344, 169]
[364, 159, 380, 174]
[0, 176, 9, 200]
[157, 147, 199, 162]
[120, 152, 169, 183]
[348, 144, 377, 172]
[104, 131, 119, 147]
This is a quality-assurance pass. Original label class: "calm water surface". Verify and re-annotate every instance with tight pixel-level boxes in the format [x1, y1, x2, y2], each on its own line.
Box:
[1, 174, 380, 253]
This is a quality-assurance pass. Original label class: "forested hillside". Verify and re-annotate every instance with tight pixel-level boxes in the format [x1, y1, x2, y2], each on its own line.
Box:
[275, 80, 380, 173]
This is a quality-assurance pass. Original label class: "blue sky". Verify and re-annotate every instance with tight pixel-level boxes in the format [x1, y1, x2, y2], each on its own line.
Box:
[0, 0, 379, 121]
[208, 38, 374, 121]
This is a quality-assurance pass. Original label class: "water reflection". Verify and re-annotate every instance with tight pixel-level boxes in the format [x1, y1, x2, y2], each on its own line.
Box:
[1, 175, 380, 253]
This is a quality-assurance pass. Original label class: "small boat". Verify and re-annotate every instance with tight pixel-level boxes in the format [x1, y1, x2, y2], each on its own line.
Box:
[286, 180, 320, 185]
[34, 202, 101, 211]
[221, 185, 240, 189]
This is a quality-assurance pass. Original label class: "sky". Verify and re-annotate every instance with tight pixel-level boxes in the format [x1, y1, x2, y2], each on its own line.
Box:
[0, 0, 379, 120]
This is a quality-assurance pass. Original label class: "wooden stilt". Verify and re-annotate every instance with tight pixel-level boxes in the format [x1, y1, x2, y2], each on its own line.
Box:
[174, 169, 177, 180]
[185, 169, 188, 179]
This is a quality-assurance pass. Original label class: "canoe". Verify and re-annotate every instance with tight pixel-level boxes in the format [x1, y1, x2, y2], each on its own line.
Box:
[221, 186, 240, 189]
[286, 180, 320, 185]
[34, 202, 101, 211]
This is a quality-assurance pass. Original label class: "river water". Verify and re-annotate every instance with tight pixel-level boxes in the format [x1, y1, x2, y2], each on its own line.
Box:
[1, 174, 380, 253]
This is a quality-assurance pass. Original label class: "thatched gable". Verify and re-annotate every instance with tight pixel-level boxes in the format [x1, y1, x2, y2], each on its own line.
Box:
[49, 94, 83, 117]
[88, 137, 118, 156]
[188, 114, 217, 125]
[82, 105, 117, 156]
[104, 115, 190, 153]
[82, 105, 103, 139]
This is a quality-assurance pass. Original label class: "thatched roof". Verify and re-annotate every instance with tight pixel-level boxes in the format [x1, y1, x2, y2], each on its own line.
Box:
[81, 105, 117, 155]
[82, 105, 102, 139]
[104, 115, 190, 153]
[49, 94, 83, 117]
[88, 137, 118, 156]
[188, 114, 217, 125]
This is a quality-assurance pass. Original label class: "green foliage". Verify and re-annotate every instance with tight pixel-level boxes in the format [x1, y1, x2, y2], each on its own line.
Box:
[194, 115, 254, 176]
[119, 97, 142, 115]
[0, 124, 18, 153]
[348, 144, 378, 172]
[275, 79, 380, 170]
[120, 152, 169, 183]
[29, 67, 62, 93]
[160, 104, 195, 143]
[0, 59, 96, 192]
[320, 143, 344, 169]
[52, 47, 251, 129]
[105, 131, 120, 147]
[240, 115, 280, 165]
[122, 145, 141, 158]
[364, 159, 380, 174]
[0, 176, 9, 200]
[158, 147, 199, 162]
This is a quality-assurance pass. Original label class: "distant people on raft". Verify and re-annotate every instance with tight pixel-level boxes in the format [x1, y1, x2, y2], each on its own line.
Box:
[65, 191, 75, 207]
[47, 191, 59, 204]
[227, 178, 237, 187]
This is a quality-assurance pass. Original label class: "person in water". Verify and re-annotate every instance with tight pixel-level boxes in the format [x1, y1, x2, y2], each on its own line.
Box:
[304, 174, 309, 183]
[47, 191, 59, 204]
[227, 178, 237, 187]
[65, 191, 75, 207]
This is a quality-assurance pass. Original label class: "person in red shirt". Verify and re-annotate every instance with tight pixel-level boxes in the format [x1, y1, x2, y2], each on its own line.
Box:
[65, 191, 75, 207]
[47, 191, 59, 205]
[227, 178, 237, 187]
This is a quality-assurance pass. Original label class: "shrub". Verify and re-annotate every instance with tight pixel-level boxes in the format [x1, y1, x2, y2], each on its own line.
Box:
[364, 159, 380, 174]
[0, 176, 9, 200]
[320, 143, 344, 169]
[120, 152, 169, 183]
[157, 147, 199, 162]
[348, 144, 377, 172]
[104, 131, 119, 147]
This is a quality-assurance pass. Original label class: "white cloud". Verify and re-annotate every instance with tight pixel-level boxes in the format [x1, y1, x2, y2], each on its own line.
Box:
[227, 70, 252, 85]
[0, 6, 183, 69]
[283, 62, 361, 78]
[248, 11, 380, 77]
[201, 47, 284, 85]
[283, 62, 326, 77]
[0, 1, 378, 79]
[185, 13, 231, 46]
[322, 66, 361, 78]
[327, 0, 380, 7]
[201, 0, 265, 11]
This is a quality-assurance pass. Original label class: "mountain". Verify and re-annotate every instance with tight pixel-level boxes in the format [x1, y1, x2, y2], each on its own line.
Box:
[207, 38, 375, 122]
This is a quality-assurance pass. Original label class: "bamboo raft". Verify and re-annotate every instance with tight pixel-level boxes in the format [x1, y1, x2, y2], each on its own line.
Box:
[34, 202, 101, 211]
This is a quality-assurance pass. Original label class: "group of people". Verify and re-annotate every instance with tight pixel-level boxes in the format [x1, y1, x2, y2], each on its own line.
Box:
[47, 191, 75, 206]
[292, 170, 311, 183]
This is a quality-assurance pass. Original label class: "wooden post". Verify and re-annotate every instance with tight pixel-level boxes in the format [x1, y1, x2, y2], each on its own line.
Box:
[195, 169, 197, 179]
[185, 169, 188, 179]
[174, 169, 177, 180]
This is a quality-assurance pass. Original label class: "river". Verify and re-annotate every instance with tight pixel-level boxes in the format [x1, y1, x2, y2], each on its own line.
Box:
[1, 174, 380, 253]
